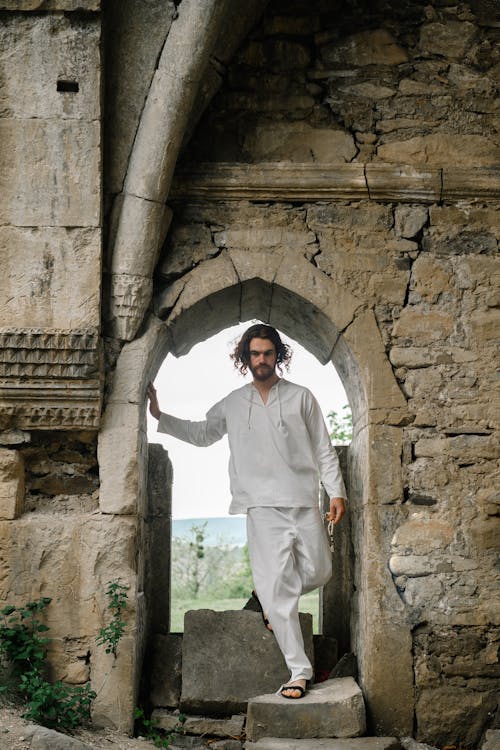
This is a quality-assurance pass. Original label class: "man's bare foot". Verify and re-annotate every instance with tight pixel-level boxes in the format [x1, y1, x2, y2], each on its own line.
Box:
[280, 678, 307, 699]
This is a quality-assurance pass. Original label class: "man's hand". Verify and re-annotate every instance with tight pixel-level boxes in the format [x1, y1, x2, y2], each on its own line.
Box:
[326, 496, 346, 525]
[147, 381, 161, 420]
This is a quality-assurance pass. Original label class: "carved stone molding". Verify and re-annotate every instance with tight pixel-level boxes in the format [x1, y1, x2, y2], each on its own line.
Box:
[0, 328, 102, 430]
[170, 162, 500, 203]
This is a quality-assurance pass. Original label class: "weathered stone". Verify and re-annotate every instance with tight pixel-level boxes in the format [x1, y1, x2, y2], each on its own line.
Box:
[376, 135, 498, 168]
[23, 724, 91, 749]
[394, 206, 428, 240]
[392, 309, 454, 342]
[0, 14, 100, 121]
[400, 738, 438, 750]
[409, 256, 451, 303]
[180, 609, 314, 714]
[391, 517, 454, 552]
[242, 122, 357, 163]
[0, 448, 24, 520]
[150, 634, 183, 708]
[246, 678, 366, 742]
[246, 740, 401, 750]
[330, 653, 358, 681]
[419, 22, 477, 61]
[152, 712, 245, 738]
[104, 0, 176, 195]
[321, 29, 408, 66]
[416, 686, 498, 748]
[480, 730, 500, 750]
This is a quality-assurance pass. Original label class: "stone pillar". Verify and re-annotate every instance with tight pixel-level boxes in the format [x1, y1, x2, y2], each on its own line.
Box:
[321, 446, 354, 657]
[145, 443, 173, 637]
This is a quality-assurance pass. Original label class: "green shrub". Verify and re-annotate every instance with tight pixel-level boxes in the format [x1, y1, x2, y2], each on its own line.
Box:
[0, 598, 95, 732]
[134, 706, 185, 748]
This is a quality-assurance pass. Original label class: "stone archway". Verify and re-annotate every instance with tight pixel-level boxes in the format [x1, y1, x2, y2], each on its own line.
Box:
[98, 255, 412, 735]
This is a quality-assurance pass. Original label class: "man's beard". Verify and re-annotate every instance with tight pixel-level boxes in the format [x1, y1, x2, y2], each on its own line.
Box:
[250, 363, 275, 381]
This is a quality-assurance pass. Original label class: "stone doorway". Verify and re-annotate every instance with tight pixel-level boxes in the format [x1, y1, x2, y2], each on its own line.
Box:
[149, 324, 352, 640]
[98, 266, 411, 734]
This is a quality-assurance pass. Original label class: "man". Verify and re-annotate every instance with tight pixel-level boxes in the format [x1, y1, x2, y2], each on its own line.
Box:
[147, 323, 346, 699]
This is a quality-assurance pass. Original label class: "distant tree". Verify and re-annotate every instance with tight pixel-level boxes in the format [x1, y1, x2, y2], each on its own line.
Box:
[187, 522, 207, 598]
[327, 404, 353, 444]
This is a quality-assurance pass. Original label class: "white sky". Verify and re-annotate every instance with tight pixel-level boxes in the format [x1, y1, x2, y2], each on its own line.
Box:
[147, 321, 348, 519]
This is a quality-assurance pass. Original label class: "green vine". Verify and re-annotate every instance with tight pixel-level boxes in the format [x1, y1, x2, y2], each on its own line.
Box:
[134, 706, 186, 748]
[96, 580, 129, 658]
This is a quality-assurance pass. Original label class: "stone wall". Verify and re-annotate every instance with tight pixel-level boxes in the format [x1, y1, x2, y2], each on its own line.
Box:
[0, 0, 498, 743]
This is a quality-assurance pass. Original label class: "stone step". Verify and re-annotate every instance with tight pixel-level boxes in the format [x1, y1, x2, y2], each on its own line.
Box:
[180, 609, 314, 714]
[246, 678, 366, 743]
[245, 738, 401, 750]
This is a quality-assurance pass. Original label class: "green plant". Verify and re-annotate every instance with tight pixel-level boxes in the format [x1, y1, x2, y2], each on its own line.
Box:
[134, 706, 185, 748]
[96, 579, 129, 657]
[20, 670, 95, 731]
[0, 598, 95, 731]
[327, 404, 353, 444]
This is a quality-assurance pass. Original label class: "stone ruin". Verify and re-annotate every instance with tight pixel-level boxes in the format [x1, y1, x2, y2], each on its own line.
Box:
[0, 0, 498, 747]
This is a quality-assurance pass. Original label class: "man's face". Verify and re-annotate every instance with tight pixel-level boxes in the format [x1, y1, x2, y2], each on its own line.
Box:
[248, 337, 277, 381]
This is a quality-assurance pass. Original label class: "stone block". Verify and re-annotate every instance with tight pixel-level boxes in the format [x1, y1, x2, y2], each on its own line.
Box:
[481, 730, 500, 750]
[0, 448, 24, 520]
[321, 29, 408, 66]
[0, 231, 101, 331]
[98, 402, 146, 514]
[180, 609, 314, 715]
[419, 22, 477, 60]
[416, 686, 497, 748]
[0, 14, 100, 120]
[246, 739, 401, 750]
[242, 122, 357, 163]
[152, 712, 245, 738]
[23, 724, 91, 749]
[391, 517, 454, 552]
[246, 678, 366, 742]
[0, 119, 100, 227]
[394, 207, 428, 240]
[150, 634, 182, 708]
[392, 309, 454, 342]
[376, 135, 498, 168]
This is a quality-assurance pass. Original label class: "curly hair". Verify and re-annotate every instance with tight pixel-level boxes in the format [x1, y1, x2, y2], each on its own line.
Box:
[230, 324, 292, 376]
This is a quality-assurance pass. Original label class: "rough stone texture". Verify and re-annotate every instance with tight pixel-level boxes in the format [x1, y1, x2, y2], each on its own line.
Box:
[246, 740, 401, 750]
[152, 710, 245, 738]
[480, 730, 500, 750]
[0, 448, 24, 520]
[180, 609, 314, 715]
[149, 633, 182, 708]
[0, 12, 102, 431]
[246, 678, 366, 742]
[1, 0, 499, 742]
[23, 723, 92, 749]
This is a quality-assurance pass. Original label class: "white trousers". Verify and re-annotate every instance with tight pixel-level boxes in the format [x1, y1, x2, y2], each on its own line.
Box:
[246, 506, 332, 682]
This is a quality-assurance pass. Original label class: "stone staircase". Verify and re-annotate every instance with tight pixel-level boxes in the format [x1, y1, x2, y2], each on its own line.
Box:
[149, 610, 401, 750]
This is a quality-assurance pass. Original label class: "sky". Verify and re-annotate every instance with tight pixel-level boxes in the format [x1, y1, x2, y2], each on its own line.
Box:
[147, 321, 349, 520]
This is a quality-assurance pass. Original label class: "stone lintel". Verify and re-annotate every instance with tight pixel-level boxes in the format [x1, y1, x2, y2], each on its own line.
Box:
[170, 163, 500, 203]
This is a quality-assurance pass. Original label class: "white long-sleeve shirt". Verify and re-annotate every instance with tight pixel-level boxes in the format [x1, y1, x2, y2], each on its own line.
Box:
[157, 378, 347, 515]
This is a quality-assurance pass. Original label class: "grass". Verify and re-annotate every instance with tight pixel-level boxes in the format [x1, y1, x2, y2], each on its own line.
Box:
[170, 590, 320, 633]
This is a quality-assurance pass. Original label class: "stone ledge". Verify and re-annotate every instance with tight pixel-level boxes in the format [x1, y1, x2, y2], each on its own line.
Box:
[245, 739, 401, 750]
[170, 163, 500, 203]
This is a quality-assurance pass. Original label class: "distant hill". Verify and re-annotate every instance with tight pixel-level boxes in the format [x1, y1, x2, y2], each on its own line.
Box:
[172, 516, 246, 547]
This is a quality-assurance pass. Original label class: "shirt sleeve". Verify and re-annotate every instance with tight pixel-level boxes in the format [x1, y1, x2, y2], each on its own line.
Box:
[157, 398, 227, 447]
[304, 390, 347, 500]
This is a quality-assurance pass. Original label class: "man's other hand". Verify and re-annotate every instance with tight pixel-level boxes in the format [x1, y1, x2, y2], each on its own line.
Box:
[327, 496, 346, 525]
[147, 381, 161, 420]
